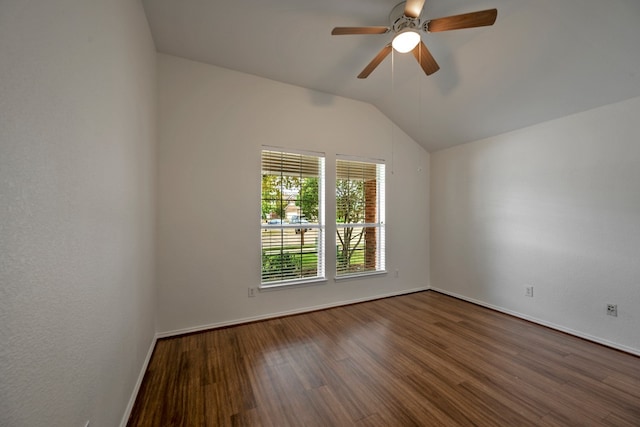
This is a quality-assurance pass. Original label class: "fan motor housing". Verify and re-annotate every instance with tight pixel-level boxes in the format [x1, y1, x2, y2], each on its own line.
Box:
[390, 2, 420, 33]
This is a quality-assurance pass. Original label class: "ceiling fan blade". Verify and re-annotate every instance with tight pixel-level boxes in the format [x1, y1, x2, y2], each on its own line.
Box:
[404, 0, 426, 19]
[358, 44, 392, 79]
[427, 9, 497, 32]
[332, 26, 389, 35]
[412, 42, 440, 76]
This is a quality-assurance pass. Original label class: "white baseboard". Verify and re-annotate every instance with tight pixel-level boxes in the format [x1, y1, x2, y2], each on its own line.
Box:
[157, 286, 430, 339]
[430, 287, 640, 357]
[120, 333, 158, 427]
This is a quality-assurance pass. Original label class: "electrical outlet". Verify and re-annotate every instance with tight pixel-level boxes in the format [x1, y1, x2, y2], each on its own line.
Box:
[394, 269, 399, 278]
[606, 304, 617, 317]
[248, 287, 256, 298]
[525, 286, 534, 297]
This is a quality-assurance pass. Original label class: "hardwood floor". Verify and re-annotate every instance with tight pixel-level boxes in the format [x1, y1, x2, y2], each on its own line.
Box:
[128, 291, 640, 426]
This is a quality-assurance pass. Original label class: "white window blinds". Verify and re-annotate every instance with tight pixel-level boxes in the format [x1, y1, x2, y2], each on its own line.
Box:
[336, 158, 385, 277]
[261, 149, 325, 286]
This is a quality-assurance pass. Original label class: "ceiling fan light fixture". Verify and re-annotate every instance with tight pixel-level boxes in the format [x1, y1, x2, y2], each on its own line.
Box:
[392, 30, 420, 53]
[331, 3, 497, 78]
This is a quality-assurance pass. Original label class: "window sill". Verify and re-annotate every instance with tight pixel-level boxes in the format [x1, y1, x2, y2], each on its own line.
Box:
[259, 277, 327, 291]
[334, 270, 387, 281]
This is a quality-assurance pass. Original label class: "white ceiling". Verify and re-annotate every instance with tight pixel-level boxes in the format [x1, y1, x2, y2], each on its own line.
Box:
[142, 0, 640, 152]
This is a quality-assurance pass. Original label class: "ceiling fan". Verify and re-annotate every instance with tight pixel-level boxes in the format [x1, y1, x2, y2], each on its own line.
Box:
[331, 0, 497, 78]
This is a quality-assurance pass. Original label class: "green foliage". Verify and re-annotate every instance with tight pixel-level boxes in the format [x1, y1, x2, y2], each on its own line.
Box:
[336, 179, 365, 269]
[299, 177, 319, 221]
[261, 250, 318, 282]
[336, 179, 365, 223]
[262, 174, 300, 219]
[261, 252, 301, 281]
[261, 175, 283, 219]
[262, 174, 320, 222]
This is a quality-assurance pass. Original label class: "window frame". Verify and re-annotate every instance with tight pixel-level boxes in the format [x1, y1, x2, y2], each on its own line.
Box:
[335, 155, 386, 279]
[260, 147, 326, 288]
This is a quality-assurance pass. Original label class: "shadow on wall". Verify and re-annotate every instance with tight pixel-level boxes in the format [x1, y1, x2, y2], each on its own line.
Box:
[306, 89, 337, 106]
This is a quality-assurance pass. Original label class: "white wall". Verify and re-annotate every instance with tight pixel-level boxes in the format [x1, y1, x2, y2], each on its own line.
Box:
[431, 96, 640, 354]
[0, 1, 157, 426]
[156, 54, 430, 334]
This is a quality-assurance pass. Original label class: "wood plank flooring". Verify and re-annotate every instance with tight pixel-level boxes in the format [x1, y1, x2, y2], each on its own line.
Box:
[127, 291, 640, 426]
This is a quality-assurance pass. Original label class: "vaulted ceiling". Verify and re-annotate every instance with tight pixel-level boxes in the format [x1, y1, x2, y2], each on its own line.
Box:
[142, 0, 640, 152]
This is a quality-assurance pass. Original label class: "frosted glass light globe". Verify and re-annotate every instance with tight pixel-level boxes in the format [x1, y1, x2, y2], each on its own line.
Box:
[392, 31, 420, 53]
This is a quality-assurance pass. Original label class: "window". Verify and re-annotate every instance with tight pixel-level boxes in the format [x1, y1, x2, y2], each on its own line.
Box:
[261, 149, 325, 286]
[336, 157, 385, 277]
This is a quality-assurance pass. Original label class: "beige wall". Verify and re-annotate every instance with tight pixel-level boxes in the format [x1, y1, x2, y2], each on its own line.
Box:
[6, 3, 638, 424]
[431, 96, 640, 355]
[0, 0, 157, 425]
[156, 53, 430, 334]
